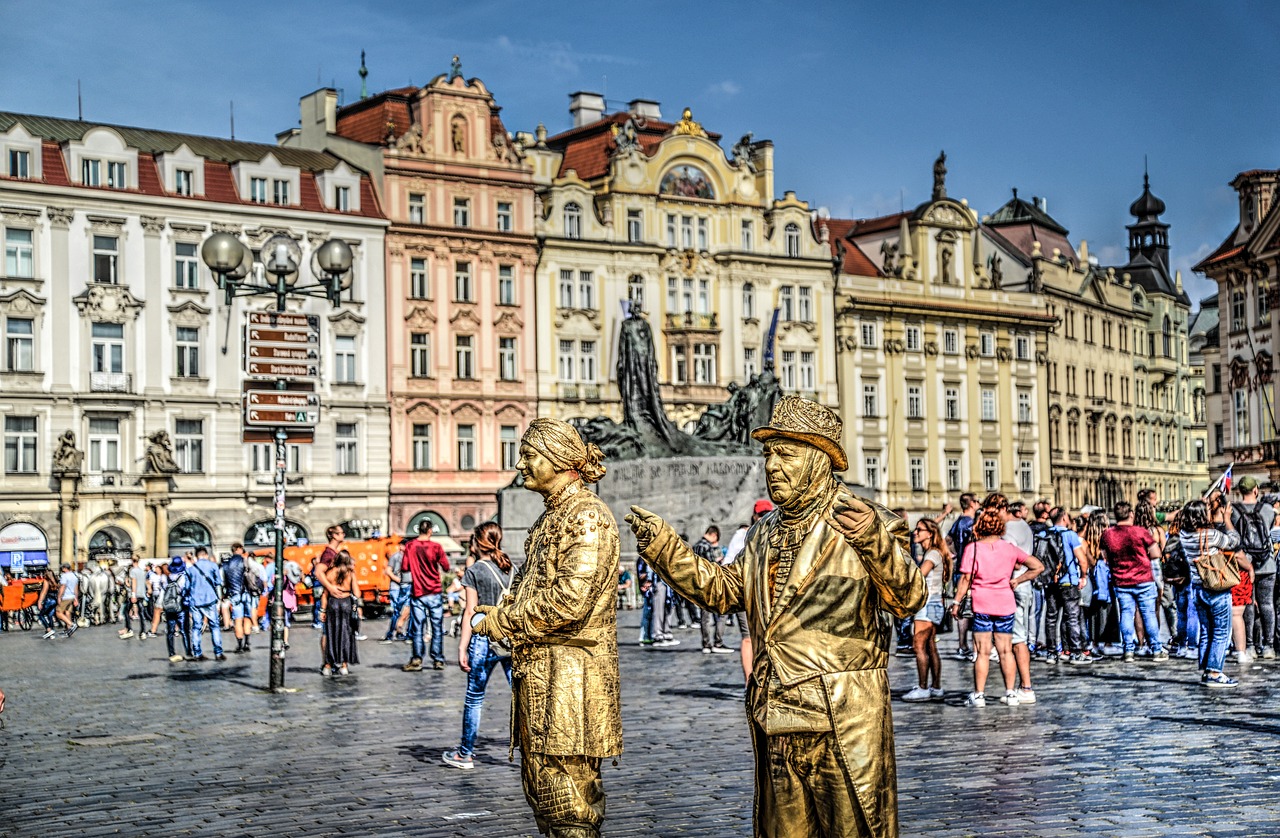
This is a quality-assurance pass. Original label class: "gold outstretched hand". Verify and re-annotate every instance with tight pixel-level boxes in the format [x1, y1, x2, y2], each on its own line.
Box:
[625, 505, 667, 552]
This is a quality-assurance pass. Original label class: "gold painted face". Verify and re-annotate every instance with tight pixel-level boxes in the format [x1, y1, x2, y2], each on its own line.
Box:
[517, 442, 559, 493]
[763, 440, 819, 506]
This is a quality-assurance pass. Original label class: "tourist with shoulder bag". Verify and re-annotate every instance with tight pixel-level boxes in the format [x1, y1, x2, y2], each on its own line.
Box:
[1179, 496, 1247, 688]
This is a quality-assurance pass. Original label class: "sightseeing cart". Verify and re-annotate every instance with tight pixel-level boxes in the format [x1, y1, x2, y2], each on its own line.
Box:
[0, 578, 44, 631]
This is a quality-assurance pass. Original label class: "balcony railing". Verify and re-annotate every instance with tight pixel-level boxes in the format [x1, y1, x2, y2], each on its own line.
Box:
[82, 471, 142, 489]
[664, 312, 719, 330]
[90, 372, 133, 393]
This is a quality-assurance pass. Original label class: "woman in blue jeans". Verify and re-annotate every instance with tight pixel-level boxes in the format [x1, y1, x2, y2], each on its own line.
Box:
[442, 523, 513, 769]
[1179, 497, 1247, 688]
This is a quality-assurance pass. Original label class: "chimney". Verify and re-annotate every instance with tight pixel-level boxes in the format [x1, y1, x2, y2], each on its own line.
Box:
[569, 91, 605, 128]
[1034, 196, 1047, 213]
[299, 88, 339, 136]
[628, 99, 661, 120]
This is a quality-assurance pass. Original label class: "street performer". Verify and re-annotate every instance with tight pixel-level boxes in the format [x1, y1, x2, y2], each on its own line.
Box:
[472, 418, 622, 838]
[626, 396, 925, 838]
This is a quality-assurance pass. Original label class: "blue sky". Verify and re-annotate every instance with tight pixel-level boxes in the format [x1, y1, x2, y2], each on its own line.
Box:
[5, 1, 1278, 305]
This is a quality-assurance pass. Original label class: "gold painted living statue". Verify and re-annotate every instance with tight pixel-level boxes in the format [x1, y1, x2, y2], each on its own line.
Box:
[473, 418, 622, 838]
[626, 396, 926, 838]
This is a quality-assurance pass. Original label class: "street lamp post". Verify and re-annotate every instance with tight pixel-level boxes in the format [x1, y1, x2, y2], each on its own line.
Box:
[201, 231, 352, 692]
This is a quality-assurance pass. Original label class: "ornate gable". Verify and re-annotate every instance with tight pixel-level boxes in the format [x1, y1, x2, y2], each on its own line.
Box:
[405, 304, 438, 328]
[167, 300, 211, 327]
[0, 288, 46, 316]
[493, 309, 524, 334]
[73, 284, 144, 323]
[449, 306, 483, 331]
[328, 309, 365, 336]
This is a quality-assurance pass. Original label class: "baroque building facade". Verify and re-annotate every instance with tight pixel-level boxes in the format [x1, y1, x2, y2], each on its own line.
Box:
[0, 111, 389, 568]
[830, 162, 1054, 513]
[523, 95, 837, 429]
[283, 66, 539, 538]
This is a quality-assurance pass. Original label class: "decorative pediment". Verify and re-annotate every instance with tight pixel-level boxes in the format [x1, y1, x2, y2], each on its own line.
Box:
[1, 205, 41, 224]
[450, 400, 483, 421]
[245, 226, 297, 246]
[167, 300, 211, 327]
[306, 230, 331, 247]
[0, 288, 47, 316]
[660, 249, 712, 278]
[170, 222, 208, 237]
[328, 309, 365, 336]
[493, 310, 524, 334]
[919, 200, 975, 231]
[73, 284, 144, 323]
[405, 400, 441, 418]
[405, 305, 438, 328]
[449, 306, 483, 330]
[494, 403, 528, 420]
[776, 319, 818, 346]
[86, 214, 127, 234]
[211, 222, 242, 235]
[553, 308, 603, 333]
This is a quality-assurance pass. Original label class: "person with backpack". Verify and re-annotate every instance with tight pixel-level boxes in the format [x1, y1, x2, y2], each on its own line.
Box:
[442, 523, 514, 769]
[1231, 477, 1276, 659]
[162, 556, 192, 662]
[1040, 507, 1091, 664]
[947, 492, 979, 661]
[224, 543, 258, 654]
[1162, 511, 1198, 658]
[1180, 496, 1247, 687]
[1100, 501, 1167, 663]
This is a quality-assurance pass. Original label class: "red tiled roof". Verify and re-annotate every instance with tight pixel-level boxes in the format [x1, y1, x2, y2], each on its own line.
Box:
[825, 218, 880, 276]
[549, 113, 721, 181]
[203, 160, 241, 203]
[986, 223, 1078, 267]
[847, 211, 909, 236]
[298, 172, 325, 213]
[41, 140, 69, 185]
[335, 88, 416, 145]
[1193, 236, 1244, 272]
[137, 153, 163, 194]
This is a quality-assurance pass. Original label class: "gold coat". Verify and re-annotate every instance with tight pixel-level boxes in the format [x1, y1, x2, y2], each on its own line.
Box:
[500, 480, 623, 759]
[640, 491, 925, 838]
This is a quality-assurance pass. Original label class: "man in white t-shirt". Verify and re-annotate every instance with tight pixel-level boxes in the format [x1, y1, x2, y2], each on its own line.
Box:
[1002, 499, 1038, 704]
[722, 499, 774, 683]
[56, 566, 79, 635]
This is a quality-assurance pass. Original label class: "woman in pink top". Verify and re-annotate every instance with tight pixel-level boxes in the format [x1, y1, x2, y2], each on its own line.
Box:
[950, 502, 1043, 707]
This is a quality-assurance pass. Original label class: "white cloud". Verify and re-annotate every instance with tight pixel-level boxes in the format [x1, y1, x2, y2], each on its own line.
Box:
[706, 80, 741, 97]
[490, 34, 636, 75]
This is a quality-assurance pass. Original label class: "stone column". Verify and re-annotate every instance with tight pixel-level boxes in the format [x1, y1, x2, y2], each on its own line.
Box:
[58, 476, 79, 571]
[46, 207, 75, 394]
[143, 476, 172, 558]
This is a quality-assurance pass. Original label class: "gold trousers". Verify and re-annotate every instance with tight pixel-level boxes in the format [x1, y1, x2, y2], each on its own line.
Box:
[761, 730, 871, 838]
[521, 749, 605, 837]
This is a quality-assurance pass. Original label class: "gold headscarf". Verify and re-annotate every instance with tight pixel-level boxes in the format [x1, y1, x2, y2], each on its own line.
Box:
[522, 419, 607, 484]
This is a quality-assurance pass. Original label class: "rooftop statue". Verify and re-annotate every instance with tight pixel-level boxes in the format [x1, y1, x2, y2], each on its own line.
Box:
[52, 430, 84, 476]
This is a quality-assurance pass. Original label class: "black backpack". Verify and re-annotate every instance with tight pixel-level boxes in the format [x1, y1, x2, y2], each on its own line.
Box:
[244, 568, 264, 597]
[162, 578, 185, 616]
[1032, 529, 1068, 589]
[1235, 504, 1273, 567]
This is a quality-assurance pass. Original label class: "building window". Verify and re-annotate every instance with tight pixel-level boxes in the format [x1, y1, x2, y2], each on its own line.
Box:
[773, 285, 793, 321]
[498, 265, 515, 305]
[799, 351, 815, 391]
[980, 388, 996, 421]
[91, 322, 124, 373]
[334, 185, 350, 212]
[175, 326, 200, 377]
[627, 275, 644, 308]
[863, 382, 878, 418]
[326, 335, 354, 383]
[1162, 315, 1172, 357]
[780, 350, 796, 390]
[5, 228, 34, 277]
[1232, 290, 1246, 331]
[8, 149, 31, 178]
[107, 161, 127, 189]
[174, 419, 203, 473]
[693, 343, 716, 384]
[741, 220, 754, 251]
[578, 271, 596, 311]
[558, 340, 575, 382]
[455, 335, 475, 380]
[860, 322, 876, 348]
[559, 269, 575, 309]
[909, 457, 925, 492]
[5, 317, 33, 371]
[864, 456, 881, 489]
[905, 325, 921, 352]
[454, 262, 473, 302]
[744, 347, 758, 378]
[681, 216, 693, 249]
[980, 331, 995, 357]
[453, 197, 470, 227]
[943, 328, 958, 355]
[798, 287, 813, 322]
[907, 385, 923, 419]
[564, 202, 582, 239]
[944, 387, 960, 421]
[335, 423, 358, 474]
[3, 416, 36, 474]
[87, 417, 120, 472]
[171, 241, 200, 289]
[250, 177, 267, 203]
[412, 424, 432, 470]
[501, 425, 519, 470]
[672, 346, 689, 385]
[1015, 334, 1030, 360]
[626, 209, 642, 243]
[1017, 390, 1032, 423]
[742, 283, 755, 320]
[408, 193, 425, 224]
[578, 340, 597, 383]
[81, 158, 101, 186]
[410, 258, 429, 299]
[499, 336, 518, 381]
[697, 217, 708, 250]
[456, 424, 476, 471]
[1235, 390, 1251, 446]
[666, 214, 677, 247]
[271, 179, 290, 205]
[691, 278, 706, 315]
[785, 223, 801, 257]
[250, 442, 301, 473]
[983, 458, 998, 492]
[496, 201, 513, 232]
[1195, 438, 1205, 463]
[947, 458, 961, 492]
[1018, 460, 1033, 494]
[93, 235, 119, 284]
[410, 332, 431, 377]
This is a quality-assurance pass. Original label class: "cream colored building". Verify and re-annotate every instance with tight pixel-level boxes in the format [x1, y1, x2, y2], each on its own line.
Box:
[523, 95, 837, 427]
[0, 111, 389, 568]
[830, 168, 1054, 512]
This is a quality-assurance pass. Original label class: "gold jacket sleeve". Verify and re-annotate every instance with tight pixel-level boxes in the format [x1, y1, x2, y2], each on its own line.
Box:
[639, 521, 745, 615]
[842, 499, 927, 620]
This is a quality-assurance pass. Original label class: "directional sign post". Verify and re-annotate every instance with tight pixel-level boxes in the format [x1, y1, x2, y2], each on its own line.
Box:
[243, 389, 321, 427]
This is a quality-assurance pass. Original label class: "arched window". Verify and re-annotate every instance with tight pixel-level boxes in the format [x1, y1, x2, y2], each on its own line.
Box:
[243, 519, 310, 548]
[168, 519, 211, 554]
[563, 202, 582, 239]
[784, 223, 801, 257]
[1162, 315, 1172, 357]
[407, 510, 449, 537]
[742, 282, 755, 319]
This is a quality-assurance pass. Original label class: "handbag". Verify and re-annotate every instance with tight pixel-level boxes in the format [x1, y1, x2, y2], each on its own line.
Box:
[1194, 531, 1242, 594]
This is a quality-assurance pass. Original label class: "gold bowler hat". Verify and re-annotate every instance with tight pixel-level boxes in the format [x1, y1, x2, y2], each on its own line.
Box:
[751, 395, 848, 471]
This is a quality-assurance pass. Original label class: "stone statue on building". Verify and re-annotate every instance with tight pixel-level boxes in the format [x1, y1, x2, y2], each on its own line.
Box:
[880, 239, 899, 276]
[451, 119, 466, 153]
[988, 252, 1004, 289]
[731, 132, 756, 173]
[449, 54, 463, 81]
[493, 130, 516, 163]
[52, 430, 84, 476]
[932, 150, 947, 201]
[940, 246, 952, 283]
[144, 431, 181, 475]
[394, 122, 425, 153]
[611, 117, 642, 156]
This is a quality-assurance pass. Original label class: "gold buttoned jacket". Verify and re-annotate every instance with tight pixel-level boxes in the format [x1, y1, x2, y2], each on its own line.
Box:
[501, 480, 623, 759]
[640, 494, 925, 838]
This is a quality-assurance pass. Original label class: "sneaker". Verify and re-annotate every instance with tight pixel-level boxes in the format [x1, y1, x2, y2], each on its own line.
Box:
[321, 665, 332, 677]
[660, 638, 681, 648]
[702, 647, 712, 655]
[951, 649, 971, 661]
[403, 659, 423, 672]
[902, 686, 932, 702]
[168, 654, 184, 662]
[965, 692, 986, 707]
[66, 624, 77, 637]
[441, 749, 474, 770]
[1015, 688, 1037, 705]
[139, 632, 147, 640]
[1204, 672, 1238, 688]
[193, 654, 208, 662]
[42, 629, 56, 639]
[929, 688, 945, 701]
[215, 654, 227, 662]
[354, 633, 368, 641]
[339, 664, 349, 676]
[117, 628, 128, 636]
[1069, 653, 1093, 666]
[1152, 650, 1170, 662]
[1179, 647, 1197, 659]
[989, 649, 1000, 662]
[1122, 651, 1135, 662]
[433, 660, 445, 670]
[1000, 691, 1021, 706]
[711, 645, 735, 654]
[1137, 644, 1152, 657]
[1264, 648, 1277, 660]
[1237, 649, 1256, 665]
[639, 640, 654, 647]
[119, 630, 135, 639]
[379, 637, 396, 645]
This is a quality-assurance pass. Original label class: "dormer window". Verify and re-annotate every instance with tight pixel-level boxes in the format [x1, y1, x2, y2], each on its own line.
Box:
[82, 159, 101, 186]
[107, 161, 127, 189]
[272, 179, 290, 205]
[250, 177, 267, 203]
[8, 149, 30, 179]
[564, 203, 582, 239]
[334, 186, 350, 212]
[175, 169, 193, 196]
[785, 223, 801, 257]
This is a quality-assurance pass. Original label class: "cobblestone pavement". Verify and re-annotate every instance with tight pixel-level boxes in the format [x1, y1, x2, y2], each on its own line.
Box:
[2, 611, 1278, 837]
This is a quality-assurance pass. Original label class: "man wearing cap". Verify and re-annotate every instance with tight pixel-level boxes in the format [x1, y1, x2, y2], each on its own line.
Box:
[472, 418, 622, 838]
[627, 396, 925, 838]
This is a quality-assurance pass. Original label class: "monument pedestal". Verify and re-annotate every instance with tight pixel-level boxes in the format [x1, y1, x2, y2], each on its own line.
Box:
[57, 476, 79, 571]
[143, 476, 172, 559]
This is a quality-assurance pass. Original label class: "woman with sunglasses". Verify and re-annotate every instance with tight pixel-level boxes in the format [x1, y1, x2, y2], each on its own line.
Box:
[903, 519, 952, 701]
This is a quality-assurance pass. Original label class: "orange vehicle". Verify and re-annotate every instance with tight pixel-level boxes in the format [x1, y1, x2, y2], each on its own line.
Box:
[252, 538, 400, 615]
[1, 577, 45, 631]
